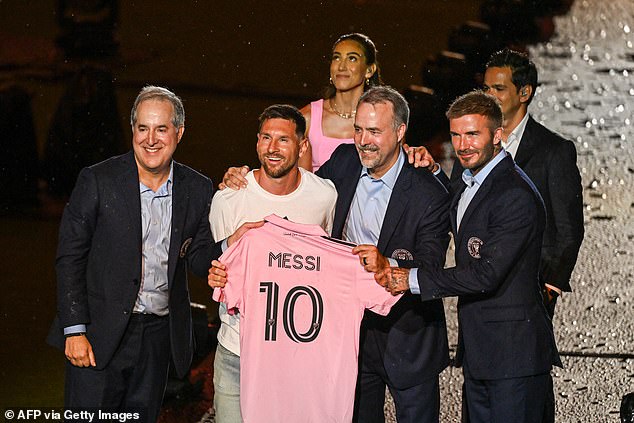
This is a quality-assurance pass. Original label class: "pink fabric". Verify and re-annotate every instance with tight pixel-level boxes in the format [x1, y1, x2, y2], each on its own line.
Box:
[213, 214, 400, 422]
[308, 99, 354, 172]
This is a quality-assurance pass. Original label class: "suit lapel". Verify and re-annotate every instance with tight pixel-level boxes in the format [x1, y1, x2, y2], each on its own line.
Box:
[377, 162, 411, 253]
[450, 182, 464, 236]
[514, 116, 538, 167]
[168, 161, 188, 286]
[117, 152, 142, 252]
[332, 160, 362, 238]
[455, 156, 512, 246]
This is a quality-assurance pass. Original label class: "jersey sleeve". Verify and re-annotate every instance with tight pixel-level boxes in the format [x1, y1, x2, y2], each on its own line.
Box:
[212, 232, 251, 313]
[355, 264, 401, 316]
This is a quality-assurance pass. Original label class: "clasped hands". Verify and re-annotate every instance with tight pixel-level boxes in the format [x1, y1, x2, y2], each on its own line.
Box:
[352, 245, 409, 296]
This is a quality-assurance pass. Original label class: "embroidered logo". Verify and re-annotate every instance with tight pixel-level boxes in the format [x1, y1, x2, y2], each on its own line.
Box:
[467, 237, 483, 259]
[391, 248, 414, 261]
[180, 238, 193, 258]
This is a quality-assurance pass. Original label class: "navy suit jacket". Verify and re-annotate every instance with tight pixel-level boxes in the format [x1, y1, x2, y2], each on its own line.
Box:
[421, 155, 561, 380]
[47, 151, 222, 377]
[451, 116, 584, 291]
[317, 144, 451, 388]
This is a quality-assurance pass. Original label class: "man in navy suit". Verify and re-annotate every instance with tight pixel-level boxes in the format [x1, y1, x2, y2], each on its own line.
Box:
[216, 86, 451, 423]
[379, 91, 561, 423]
[47, 86, 222, 422]
[451, 49, 584, 422]
[316, 86, 451, 423]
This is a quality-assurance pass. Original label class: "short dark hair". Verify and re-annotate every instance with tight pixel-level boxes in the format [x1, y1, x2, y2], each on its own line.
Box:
[446, 90, 503, 132]
[130, 85, 184, 127]
[358, 86, 409, 130]
[258, 104, 306, 139]
[487, 48, 538, 103]
[325, 33, 383, 98]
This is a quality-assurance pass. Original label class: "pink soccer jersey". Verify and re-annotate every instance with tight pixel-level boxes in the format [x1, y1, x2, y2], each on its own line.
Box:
[213, 214, 401, 422]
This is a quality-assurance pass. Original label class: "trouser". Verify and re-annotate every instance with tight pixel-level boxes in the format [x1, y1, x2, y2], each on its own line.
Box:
[464, 373, 549, 423]
[64, 314, 170, 423]
[213, 343, 242, 423]
[353, 330, 440, 423]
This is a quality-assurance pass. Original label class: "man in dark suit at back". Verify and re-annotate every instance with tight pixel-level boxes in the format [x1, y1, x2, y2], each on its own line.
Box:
[450, 49, 584, 422]
[316, 86, 451, 423]
[47, 86, 221, 422]
[379, 91, 562, 423]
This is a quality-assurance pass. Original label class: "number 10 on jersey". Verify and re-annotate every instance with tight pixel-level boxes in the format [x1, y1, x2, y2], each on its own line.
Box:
[259, 282, 324, 343]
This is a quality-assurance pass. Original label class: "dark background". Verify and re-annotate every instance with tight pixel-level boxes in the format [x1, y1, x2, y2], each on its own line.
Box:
[0, 0, 483, 410]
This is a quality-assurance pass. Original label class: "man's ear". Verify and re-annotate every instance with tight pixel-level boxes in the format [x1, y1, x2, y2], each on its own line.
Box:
[493, 127, 504, 146]
[396, 123, 407, 144]
[177, 126, 185, 144]
[298, 137, 308, 158]
[519, 85, 533, 103]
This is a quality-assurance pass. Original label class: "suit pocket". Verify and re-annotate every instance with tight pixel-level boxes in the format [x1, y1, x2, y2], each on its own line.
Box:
[481, 305, 525, 322]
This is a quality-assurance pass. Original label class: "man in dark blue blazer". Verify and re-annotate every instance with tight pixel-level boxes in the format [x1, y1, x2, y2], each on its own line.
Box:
[451, 49, 584, 422]
[379, 91, 561, 423]
[316, 86, 451, 423]
[47, 86, 222, 422]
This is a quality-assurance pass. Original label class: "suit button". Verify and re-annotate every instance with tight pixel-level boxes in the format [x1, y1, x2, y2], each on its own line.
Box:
[123, 310, 129, 315]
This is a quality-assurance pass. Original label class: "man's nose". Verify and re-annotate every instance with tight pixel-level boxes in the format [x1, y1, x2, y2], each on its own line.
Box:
[267, 139, 279, 152]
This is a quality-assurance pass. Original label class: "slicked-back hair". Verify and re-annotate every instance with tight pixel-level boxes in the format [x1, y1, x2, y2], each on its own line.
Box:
[446, 90, 503, 132]
[358, 85, 409, 130]
[324, 32, 383, 98]
[130, 85, 185, 128]
[258, 104, 306, 140]
[487, 48, 538, 103]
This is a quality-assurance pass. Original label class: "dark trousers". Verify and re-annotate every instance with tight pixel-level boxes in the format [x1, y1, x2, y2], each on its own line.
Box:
[353, 331, 440, 423]
[464, 373, 549, 423]
[64, 314, 171, 423]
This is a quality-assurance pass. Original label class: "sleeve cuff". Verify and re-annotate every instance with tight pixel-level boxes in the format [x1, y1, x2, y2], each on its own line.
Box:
[221, 238, 229, 253]
[64, 324, 86, 336]
[387, 258, 398, 267]
[409, 268, 420, 294]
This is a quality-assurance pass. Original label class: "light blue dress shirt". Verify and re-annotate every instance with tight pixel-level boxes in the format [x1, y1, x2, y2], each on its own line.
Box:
[64, 164, 174, 335]
[134, 165, 173, 316]
[344, 150, 405, 267]
[409, 150, 508, 293]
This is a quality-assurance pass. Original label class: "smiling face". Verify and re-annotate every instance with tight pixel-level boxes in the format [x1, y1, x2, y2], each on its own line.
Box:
[257, 118, 306, 179]
[132, 99, 183, 183]
[353, 101, 405, 178]
[450, 113, 502, 175]
[330, 39, 375, 93]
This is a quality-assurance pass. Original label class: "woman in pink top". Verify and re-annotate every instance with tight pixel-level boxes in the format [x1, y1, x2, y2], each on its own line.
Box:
[298, 33, 383, 172]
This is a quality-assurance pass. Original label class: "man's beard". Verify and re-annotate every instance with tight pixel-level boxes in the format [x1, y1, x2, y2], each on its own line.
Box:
[260, 154, 295, 178]
[357, 144, 381, 170]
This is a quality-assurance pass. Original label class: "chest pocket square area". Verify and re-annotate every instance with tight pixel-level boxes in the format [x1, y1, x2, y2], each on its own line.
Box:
[179, 238, 193, 258]
[467, 237, 483, 259]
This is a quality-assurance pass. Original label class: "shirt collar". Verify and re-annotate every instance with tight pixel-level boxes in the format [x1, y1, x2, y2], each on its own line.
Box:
[360, 149, 405, 190]
[461, 149, 508, 188]
[504, 112, 530, 148]
[139, 162, 173, 195]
